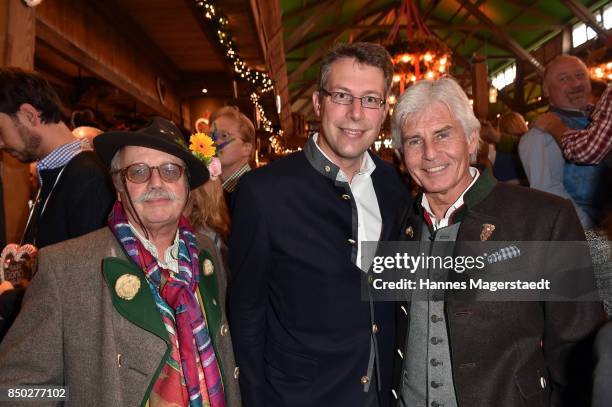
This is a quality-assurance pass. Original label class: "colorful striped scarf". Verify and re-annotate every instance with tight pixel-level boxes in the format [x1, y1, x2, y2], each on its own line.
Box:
[108, 201, 226, 407]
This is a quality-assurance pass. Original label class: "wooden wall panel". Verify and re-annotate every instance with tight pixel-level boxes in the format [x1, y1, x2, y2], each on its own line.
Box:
[36, 0, 183, 121]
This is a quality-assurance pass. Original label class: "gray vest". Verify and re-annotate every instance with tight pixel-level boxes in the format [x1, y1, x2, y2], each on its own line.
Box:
[400, 222, 460, 407]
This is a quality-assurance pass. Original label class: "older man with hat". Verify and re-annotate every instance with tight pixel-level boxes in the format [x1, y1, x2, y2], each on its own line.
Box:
[0, 117, 241, 407]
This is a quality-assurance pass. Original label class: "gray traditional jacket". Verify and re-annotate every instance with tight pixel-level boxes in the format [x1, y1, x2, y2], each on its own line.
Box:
[0, 227, 241, 406]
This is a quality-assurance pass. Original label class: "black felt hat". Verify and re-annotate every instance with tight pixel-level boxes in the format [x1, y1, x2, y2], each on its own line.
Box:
[94, 117, 209, 189]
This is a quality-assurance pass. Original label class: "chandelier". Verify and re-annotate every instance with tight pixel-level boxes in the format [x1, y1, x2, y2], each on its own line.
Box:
[386, 0, 451, 94]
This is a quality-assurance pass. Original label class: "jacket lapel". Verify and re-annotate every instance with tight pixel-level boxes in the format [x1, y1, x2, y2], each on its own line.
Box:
[101, 257, 169, 343]
[197, 249, 222, 339]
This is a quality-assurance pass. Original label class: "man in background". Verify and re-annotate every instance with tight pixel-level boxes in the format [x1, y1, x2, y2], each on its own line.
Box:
[519, 55, 607, 228]
[0, 67, 114, 341]
[209, 106, 256, 204]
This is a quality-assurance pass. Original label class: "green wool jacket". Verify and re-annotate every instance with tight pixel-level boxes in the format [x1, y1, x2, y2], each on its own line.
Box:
[0, 227, 241, 406]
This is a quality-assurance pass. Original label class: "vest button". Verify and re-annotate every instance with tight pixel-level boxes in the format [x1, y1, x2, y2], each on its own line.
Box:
[360, 376, 369, 385]
[372, 324, 379, 334]
[220, 323, 229, 336]
[341, 194, 351, 200]
[430, 358, 442, 367]
[430, 381, 442, 388]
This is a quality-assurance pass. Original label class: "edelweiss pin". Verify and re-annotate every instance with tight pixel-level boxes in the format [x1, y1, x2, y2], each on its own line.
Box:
[480, 223, 496, 241]
[203, 259, 215, 276]
[115, 274, 141, 300]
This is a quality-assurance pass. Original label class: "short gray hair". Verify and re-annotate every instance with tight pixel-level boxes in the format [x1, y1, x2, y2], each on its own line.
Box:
[110, 149, 124, 191]
[391, 77, 481, 148]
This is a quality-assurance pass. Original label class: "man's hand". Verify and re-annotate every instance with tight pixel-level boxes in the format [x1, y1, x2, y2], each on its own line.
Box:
[533, 113, 569, 146]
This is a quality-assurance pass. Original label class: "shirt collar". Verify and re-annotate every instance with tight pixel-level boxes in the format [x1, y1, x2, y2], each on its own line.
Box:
[129, 222, 180, 272]
[421, 166, 480, 230]
[222, 163, 251, 192]
[306, 133, 376, 183]
[549, 104, 593, 118]
[36, 139, 83, 182]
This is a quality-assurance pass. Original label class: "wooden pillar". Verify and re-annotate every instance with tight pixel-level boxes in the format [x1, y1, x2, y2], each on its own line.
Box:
[471, 53, 489, 120]
[0, 0, 35, 245]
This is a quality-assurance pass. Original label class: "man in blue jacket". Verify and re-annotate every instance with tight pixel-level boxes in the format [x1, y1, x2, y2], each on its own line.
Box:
[229, 42, 410, 406]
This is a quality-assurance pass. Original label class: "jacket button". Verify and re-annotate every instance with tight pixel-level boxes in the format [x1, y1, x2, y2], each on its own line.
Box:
[220, 323, 229, 336]
[430, 381, 442, 388]
[540, 376, 546, 389]
[430, 337, 443, 345]
[430, 358, 442, 367]
[324, 165, 331, 172]
[341, 194, 351, 200]
[348, 238, 356, 245]
[361, 376, 369, 385]
[368, 275, 374, 284]
[117, 354, 122, 368]
[212, 298, 218, 306]
[233, 366, 240, 379]
[372, 324, 379, 334]
[430, 315, 442, 323]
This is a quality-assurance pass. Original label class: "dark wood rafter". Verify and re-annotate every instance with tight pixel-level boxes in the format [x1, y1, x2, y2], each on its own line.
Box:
[284, 0, 343, 52]
[560, 0, 609, 41]
[422, 0, 443, 21]
[287, 2, 396, 53]
[183, 0, 234, 72]
[291, 79, 318, 100]
[503, 0, 563, 25]
[296, 9, 392, 117]
[282, 0, 333, 23]
[287, 0, 390, 83]
[35, 18, 173, 117]
[350, 23, 564, 31]
[456, 0, 544, 73]
[89, 0, 181, 85]
[249, 0, 293, 136]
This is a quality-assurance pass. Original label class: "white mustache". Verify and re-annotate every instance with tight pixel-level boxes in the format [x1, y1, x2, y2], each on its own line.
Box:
[134, 188, 177, 203]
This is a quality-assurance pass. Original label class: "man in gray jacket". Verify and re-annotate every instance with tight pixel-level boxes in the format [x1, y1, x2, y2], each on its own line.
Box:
[0, 117, 240, 407]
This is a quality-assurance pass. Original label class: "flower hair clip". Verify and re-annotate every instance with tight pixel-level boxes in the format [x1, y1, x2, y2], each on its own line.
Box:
[188, 132, 222, 181]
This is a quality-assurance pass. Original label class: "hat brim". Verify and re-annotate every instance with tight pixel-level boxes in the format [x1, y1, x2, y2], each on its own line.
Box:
[94, 131, 209, 189]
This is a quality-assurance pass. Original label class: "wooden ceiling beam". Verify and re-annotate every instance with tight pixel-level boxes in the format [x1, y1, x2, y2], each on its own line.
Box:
[283, 0, 332, 23]
[89, 0, 181, 85]
[442, 0, 486, 42]
[35, 18, 172, 117]
[456, 0, 544, 73]
[503, 0, 562, 24]
[285, 0, 343, 52]
[287, 0, 389, 83]
[287, 2, 395, 53]
[183, 0, 234, 72]
[351, 23, 564, 31]
[559, 0, 609, 41]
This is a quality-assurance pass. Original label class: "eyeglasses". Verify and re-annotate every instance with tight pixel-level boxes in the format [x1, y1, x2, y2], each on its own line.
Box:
[320, 88, 385, 109]
[117, 163, 185, 184]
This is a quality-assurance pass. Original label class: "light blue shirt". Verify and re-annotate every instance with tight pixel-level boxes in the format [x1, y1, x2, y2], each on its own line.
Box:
[519, 128, 593, 228]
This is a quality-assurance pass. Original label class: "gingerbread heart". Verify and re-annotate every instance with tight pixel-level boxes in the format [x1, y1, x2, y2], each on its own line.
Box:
[0, 243, 37, 286]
